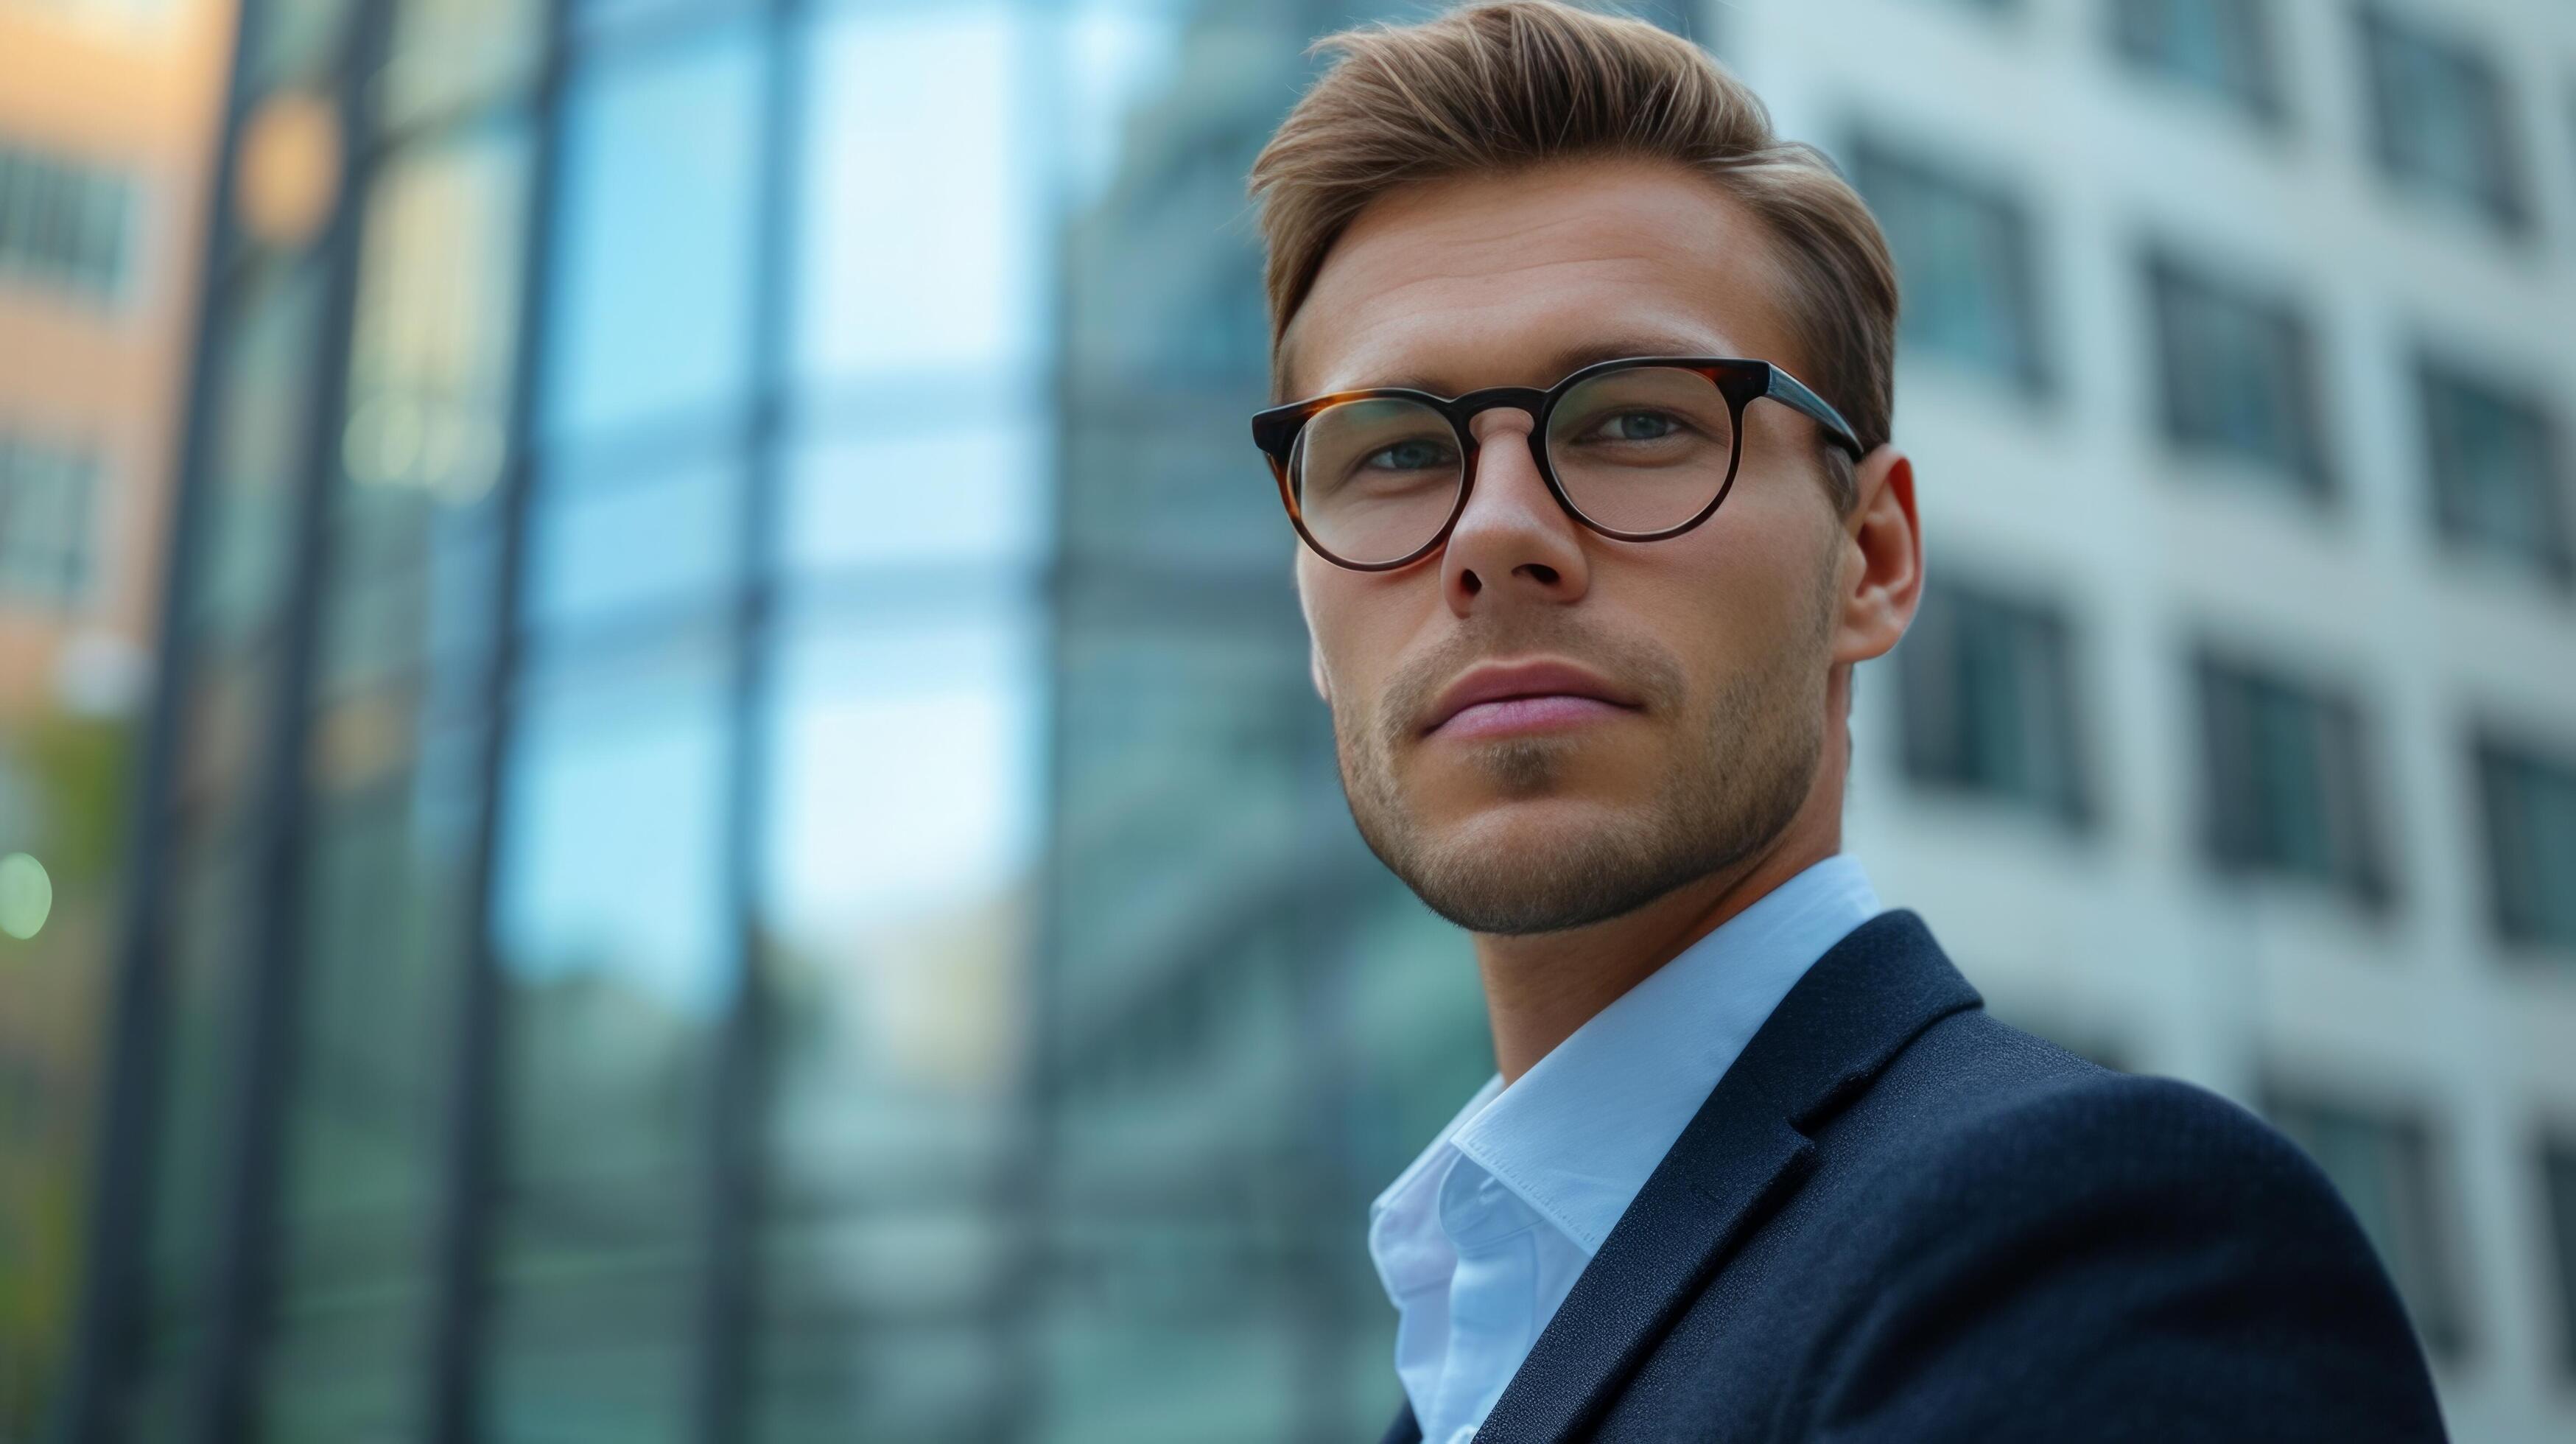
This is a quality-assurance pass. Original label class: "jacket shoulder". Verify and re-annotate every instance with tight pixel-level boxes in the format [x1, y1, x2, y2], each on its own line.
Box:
[1859, 1011, 2323, 1203]
[1777, 1010, 2448, 1440]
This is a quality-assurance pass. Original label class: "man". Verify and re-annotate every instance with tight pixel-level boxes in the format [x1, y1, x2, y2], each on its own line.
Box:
[1242, 4, 2447, 1441]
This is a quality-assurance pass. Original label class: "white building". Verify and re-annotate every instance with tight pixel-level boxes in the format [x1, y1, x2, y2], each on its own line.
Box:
[1723, 3, 2575, 1440]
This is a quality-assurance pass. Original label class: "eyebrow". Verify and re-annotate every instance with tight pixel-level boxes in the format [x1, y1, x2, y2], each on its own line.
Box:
[1307, 331, 1733, 399]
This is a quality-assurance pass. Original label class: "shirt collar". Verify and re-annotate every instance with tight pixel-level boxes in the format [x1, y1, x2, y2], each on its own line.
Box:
[1366, 1071, 1506, 1300]
[1441, 852, 1883, 1255]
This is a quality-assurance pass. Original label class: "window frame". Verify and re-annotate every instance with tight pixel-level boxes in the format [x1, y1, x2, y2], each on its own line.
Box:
[2193, 647, 2392, 908]
[1895, 572, 2094, 829]
[2146, 247, 2335, 501]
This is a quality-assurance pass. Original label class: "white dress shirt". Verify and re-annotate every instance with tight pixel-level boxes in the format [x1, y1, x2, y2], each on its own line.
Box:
[1365, 853, 1885, 1444]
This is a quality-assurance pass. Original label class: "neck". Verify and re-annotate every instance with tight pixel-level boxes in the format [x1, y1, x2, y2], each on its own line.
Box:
[1470, 784, 1844, 1087]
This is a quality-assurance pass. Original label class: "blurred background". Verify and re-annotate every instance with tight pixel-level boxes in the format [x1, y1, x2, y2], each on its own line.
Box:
[1, 0, 2572, 1440]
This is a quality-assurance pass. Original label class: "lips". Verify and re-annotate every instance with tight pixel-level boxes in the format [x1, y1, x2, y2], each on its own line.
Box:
[1421, 659, 1643, 737]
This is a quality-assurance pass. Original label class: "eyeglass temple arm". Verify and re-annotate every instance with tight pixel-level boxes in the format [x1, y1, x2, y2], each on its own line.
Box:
[1764, 367, 1867, 459]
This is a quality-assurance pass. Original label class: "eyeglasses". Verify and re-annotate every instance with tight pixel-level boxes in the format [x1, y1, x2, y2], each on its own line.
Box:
[1251, 356, 1864, 572]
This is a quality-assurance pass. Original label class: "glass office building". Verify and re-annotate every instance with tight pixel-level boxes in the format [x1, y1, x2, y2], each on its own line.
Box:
[63, 0, 1519, 1438]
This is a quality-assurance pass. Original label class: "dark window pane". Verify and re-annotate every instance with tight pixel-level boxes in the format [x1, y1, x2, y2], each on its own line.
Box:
[313, 519, 498, 715]
[245, 0, 361, 88]
[2149, 251, 2329, 496]
[256, 719, 486, 1441]
[2544, 1140, 2576, 1377]
[194, 258, 333, 655]
[1848, 136, 2047, 395]
[379, 0, 546, 127]
[541, 30, 762, 448]
[2196, 652, 2388, 905]
[0, 141, 137, 304]
[0, 437, 102, 606]
[2416, 353, 2570, 583]
[136, 822, 254, 1426]
[2268, 1093, 2470, 1361]
[1896, 575, 2089, 825]
[2359, 4, 2527, 232]
[2110, 0, 2281, 118]
[2474, 732, 2576, 956]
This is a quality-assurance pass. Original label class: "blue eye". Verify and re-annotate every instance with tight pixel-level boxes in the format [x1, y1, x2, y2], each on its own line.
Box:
[1591, 411, 1682, 442]
[1364, 439, 1454, 471]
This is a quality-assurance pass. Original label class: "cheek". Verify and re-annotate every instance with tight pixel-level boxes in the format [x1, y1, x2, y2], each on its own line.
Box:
[1660, 487, 1829, 636]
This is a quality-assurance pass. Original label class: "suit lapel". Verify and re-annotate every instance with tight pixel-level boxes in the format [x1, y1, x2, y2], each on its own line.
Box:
[1471, 909, 1982, 1443]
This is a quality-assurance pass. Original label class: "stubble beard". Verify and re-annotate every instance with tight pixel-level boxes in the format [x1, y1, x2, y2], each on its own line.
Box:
[1330, 568, 1836, 937]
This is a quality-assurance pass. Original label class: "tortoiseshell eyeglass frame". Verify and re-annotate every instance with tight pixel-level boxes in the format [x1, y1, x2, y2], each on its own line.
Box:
[1250, 356, 1867, 572]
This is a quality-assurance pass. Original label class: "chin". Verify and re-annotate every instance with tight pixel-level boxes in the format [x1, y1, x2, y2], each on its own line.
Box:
[1376, 796, 1699, 937]
[1415, 789, 1641, 860]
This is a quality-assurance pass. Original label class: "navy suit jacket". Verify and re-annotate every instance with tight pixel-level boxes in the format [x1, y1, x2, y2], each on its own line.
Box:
[1378, 909, 2447, 1443]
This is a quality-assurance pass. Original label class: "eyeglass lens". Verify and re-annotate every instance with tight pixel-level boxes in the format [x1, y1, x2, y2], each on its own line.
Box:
[1288, 365, 1739, 566]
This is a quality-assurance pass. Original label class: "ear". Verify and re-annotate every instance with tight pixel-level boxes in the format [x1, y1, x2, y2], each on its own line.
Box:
[1309, 638, 1331, 705]
[1831, 444, 1922, 670]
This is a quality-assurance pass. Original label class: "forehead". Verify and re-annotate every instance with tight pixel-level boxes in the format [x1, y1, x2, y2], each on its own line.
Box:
[1279, 157, 1805, 399]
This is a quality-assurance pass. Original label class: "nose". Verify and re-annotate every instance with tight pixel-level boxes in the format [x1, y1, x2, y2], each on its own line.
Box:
[1439, 407, 1591, 616]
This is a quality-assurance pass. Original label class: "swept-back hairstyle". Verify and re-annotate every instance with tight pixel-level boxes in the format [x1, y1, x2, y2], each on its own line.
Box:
[1248, 0, 1898, 511]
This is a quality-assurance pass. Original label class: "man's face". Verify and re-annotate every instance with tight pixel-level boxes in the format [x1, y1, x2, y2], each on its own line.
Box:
[1283, 158, 1854, 936]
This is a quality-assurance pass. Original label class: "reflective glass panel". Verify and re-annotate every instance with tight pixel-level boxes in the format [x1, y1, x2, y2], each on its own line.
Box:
[796, 5, 1040, 384]
[522, 462, 743, 637]
[541, 29, 761, 449]
[254, 719, 485, 1443]
[751, 607, 1042, 1440]
[483, 649, 731, 1442]
[379, 0, 546, 126]
[134, 819, 253, 1426]
[337, 126, 526, 567]
[321, 125, 529, 710]
[194, 257, 330, 656]
[781, 420, 1044, 577]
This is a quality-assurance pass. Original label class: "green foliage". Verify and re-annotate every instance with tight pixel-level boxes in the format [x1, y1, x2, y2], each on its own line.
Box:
[12, 711, 133, 884]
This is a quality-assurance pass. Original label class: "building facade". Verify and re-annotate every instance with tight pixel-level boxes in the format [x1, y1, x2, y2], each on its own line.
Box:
[52, 1, 2576, 1442]
[0, 0, 234, 1437]
[1770, 2, 2576, 1439]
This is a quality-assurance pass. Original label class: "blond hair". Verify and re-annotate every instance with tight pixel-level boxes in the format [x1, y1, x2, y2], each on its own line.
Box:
[1248, 1, 1898, 511]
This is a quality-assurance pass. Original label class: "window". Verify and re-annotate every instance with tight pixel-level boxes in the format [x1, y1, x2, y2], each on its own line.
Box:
[2416, 353, 2570, 584]
[540, 29, 763, 449]
[2543, 1138, 2576, 1377]
[2110, 0, 2281, 119]
[521, 461, 742, 639]
[2358, 4, 2527, 233]
[0, 435, 101, 606]
[484, 661, 731, 1442]
[2473, 732, 2576, 956]
[796, 7, 1045, 384]
[2148, 252, 2330, 496]
[2267, 1092, 2469, 1361]
[1847, 135, 2048, 396]
[1896, 576, 2089, 827]
[2196, 652, 2388, 905]
[0, 144, 136, 304]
